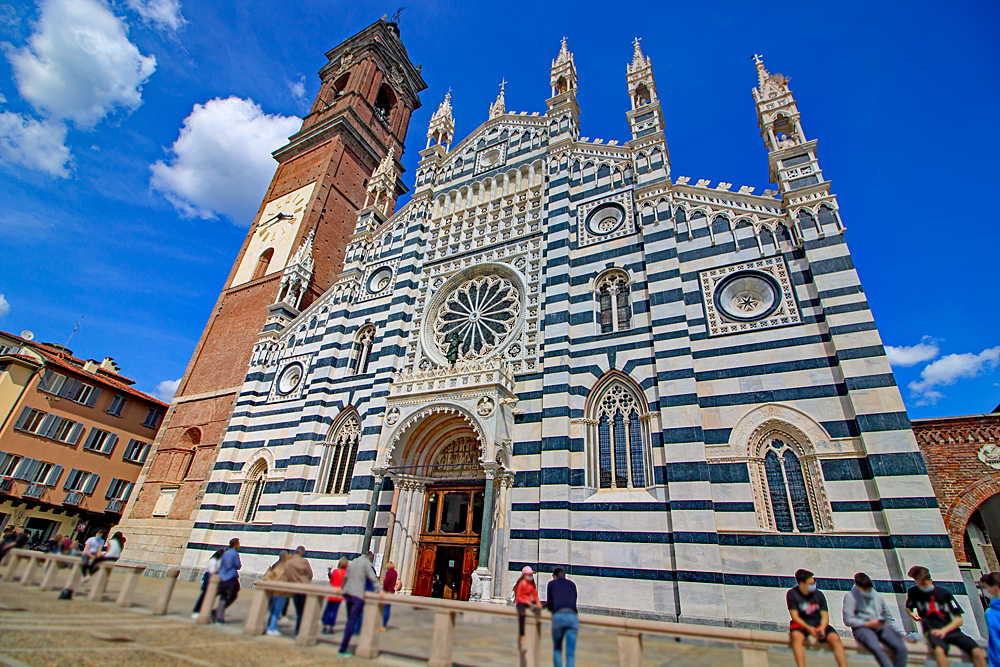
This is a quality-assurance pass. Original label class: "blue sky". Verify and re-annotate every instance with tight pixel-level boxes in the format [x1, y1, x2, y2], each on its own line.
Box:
[0, 0, 997, 418]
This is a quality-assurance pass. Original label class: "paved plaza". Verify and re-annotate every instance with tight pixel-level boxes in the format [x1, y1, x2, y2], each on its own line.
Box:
[0, 576, 900, 667]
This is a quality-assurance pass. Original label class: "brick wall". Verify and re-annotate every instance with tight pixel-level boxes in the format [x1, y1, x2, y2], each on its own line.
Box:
[912, 412, 1000, 562]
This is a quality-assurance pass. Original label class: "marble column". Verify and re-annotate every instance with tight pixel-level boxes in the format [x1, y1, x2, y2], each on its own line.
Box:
[399, 482, 426, 594]
[361, 468, 385, 554]
[491, 472, 514, 602]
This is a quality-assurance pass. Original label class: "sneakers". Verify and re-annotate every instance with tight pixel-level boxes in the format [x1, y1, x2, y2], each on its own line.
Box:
[191, 613, 199, 619]
[338, 651, 353, 658]
[266, 629, 281, 637]
[380, 626, 387, 632]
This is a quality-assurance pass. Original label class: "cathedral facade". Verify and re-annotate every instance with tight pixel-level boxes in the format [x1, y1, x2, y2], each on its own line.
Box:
[178, 29, 967, 628]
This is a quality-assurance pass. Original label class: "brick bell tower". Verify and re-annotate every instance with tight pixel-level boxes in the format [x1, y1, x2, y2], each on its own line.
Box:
[117, 16, 426, 567]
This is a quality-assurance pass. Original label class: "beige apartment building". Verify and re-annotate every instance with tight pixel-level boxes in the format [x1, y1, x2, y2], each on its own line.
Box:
[0, 330, 166, 545]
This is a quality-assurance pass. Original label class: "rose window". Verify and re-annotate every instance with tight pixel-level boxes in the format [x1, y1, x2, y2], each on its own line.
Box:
[714, 272, 781, 322]
[432, 274, 521, 361]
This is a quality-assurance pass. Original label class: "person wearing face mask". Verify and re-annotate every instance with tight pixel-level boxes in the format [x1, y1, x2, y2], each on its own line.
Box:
[513, 566, 542, 651]
[979, 572, 1000, 667]
[906, 566, 986, 667]
[843, 572, 912, 667]
[786, 569, 848, 667]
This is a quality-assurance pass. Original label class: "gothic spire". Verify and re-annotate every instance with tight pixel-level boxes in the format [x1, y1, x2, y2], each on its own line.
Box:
[553, 36, 572, 66]
[628, 37, 650, 74]
[489, 79, 507, 119]
[426, 90, 456, 149]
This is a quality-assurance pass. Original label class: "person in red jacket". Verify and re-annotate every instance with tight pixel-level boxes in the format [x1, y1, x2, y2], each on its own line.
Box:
[323, 557, 348, 634]
[514, 566, 542, 650]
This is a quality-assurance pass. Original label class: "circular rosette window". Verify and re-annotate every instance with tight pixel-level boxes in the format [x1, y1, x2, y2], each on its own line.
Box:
[276, 362, 304, 395]
[714, 271, 782, 322]
[585, 203, 626, 237]
[423, 264, 526, 366]
[367, 267, 393, 293]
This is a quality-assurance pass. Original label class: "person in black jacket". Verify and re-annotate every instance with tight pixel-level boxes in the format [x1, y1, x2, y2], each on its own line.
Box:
[546, 567, 578, 667]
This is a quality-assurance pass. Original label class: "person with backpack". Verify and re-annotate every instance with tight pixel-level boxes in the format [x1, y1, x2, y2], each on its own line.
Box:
[263, 551, 290, 636]
[514, 566, 542, 651]
[192, 549, 225, 618]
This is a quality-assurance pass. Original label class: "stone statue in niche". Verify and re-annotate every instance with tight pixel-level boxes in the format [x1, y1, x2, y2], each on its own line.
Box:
[445, 331, 461, 366]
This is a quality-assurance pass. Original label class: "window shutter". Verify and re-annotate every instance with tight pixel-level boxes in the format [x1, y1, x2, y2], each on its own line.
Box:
[41, 415, 61, 438]
[38, 369, 55, 392]
[139, 442, 151, 464]
[68, 422, 85, 445]
[86, 386, 102, 407]
[124, 482, 134, 501]
[0, 452, 13, 474]
[102, 433, 118, 454]
[82, 427, 98, 450]
[12, 458, 36, 481]
[13, 406, 33, 430]
[58, 378, 80, 399]
[105, 478, 118, 498]
[83, 473, 99, 494]
[45, 465, 62, 487]
[63, 469, 79, 490]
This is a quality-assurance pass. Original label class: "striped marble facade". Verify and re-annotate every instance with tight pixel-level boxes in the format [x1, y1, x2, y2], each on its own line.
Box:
[180, 42, 968, 632]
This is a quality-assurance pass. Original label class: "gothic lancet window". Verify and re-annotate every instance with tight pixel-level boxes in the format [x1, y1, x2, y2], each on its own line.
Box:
[252, 248, 274, 280]
[588, 377, 650, 489]
[595, 270, 632, 334]
[760, 438, 819, 533]
[351, 326, 376, 375]
[374, 84, 396, 125]
[319, 412, 362, 495]
[235, 459, 267, 523]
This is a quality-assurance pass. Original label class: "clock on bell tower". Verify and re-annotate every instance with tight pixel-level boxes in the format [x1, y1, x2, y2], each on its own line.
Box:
[116, 15, 426, 568]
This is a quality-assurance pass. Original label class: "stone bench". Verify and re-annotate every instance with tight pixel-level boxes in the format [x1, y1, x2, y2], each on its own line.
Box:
[83, 560, 147, 608]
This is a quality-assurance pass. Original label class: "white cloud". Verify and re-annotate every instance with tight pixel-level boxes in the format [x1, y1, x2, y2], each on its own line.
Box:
[0, 111, 70, 176]
[150, 96, 301, 223]
[908, 346, 1000, 405]
[0, 293, 9, 317]
[0, 93, 6, 104]
[288, 76, 306, 102]
[7, 0, 156, 128]
[126, 0, 185, 31]
[885, 338, 939, 368]
[153, 377, 180, 401]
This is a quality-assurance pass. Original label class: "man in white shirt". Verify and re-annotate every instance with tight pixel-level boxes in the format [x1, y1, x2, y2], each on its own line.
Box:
[81, 530, 104, 582]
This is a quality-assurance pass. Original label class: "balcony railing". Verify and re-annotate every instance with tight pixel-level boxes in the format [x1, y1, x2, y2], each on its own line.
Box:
[63, 491, 83, 506]
[0, 478, 13, 494]
[22, 483, 46, 499]
[105, 499, 125, 514]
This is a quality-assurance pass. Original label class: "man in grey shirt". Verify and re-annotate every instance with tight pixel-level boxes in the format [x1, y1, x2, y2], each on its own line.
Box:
[338, 550, 383, 657]
[843, 572, 913, 667]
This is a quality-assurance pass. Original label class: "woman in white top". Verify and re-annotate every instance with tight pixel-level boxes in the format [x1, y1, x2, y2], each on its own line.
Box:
[192, 549, 226, 617]
[85, 531, 125, 577]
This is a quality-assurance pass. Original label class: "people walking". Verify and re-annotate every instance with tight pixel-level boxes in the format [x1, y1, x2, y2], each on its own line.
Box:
[263, 551, 290, 635]
[980, 572, 1000, 667]
[214, 538, 242, 624]
[283, 546, 314, 636]
[323, 557, 348, 634]
[906, 566, 986, 667]
[514, 566, 542, 652]
[546, 567, 578, 667]
[843, 572, 912, 667]
[381, 561, 401, 630]
[337, 550, 382, 658]
[193, 549, 225, 618]
[786, 569, 848, 667]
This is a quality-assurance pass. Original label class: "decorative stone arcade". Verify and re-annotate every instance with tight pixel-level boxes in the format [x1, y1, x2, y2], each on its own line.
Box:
[360, 359, 517, 602]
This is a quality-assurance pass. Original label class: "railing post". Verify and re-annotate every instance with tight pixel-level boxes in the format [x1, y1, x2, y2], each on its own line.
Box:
[86, 563, 112, 602]
[198, 574, 220, 624]
[244, 587, 270, 636]
[1, 550, 23, 581]
[39, 558, 61, 591]
[428, 609, 457, 667]
[354, 595, 382, 658]
[741, 645, 770, 667]
[116, 566, 146, 607]
[617, 631, 642, 667]
[522, 608, 542, 667]
[20, 554, 40, 586]
[153, 568, 180, 615]
[62, 562, 83, 596]
[294, 593, 323, 647]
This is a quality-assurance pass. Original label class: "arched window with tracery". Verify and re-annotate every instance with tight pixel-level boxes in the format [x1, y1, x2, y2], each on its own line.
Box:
[595, 270, 632, 334]
[587, 376, 651, 489]
[235, 459, 267, 523]
[318, 411, 362, 495]
[748, 429, 831, 533]
[351, 326, 375, 375]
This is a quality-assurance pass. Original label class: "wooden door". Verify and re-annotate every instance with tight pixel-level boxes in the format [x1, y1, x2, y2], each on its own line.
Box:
[412, 544, 437, 597]
[460, 546, 478, 601]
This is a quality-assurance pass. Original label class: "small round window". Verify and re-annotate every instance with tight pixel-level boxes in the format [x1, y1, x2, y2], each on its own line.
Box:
[276, 362, 303, 395]
[585, 203, 626, 237]
[480, 148, 502, 168]
[714, 272, 781, 322]
[367, 267, 393, 294]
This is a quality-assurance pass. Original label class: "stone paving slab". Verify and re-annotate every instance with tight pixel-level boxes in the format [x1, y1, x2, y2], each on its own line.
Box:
[0, 578, 892, 666]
